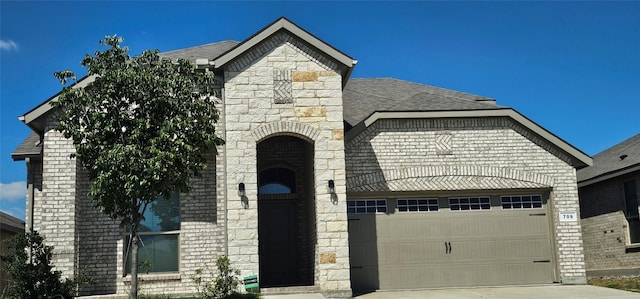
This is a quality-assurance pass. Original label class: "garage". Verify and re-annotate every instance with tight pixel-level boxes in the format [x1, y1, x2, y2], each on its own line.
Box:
[348, 194, 556, 291]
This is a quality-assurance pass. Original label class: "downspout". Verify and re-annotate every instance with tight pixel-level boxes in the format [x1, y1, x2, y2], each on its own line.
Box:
[25, 157, 35, 232]
[221, 76, 229, 257]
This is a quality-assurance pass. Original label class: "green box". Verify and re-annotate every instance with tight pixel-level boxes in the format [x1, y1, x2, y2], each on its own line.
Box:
[243, 274, 259, 291]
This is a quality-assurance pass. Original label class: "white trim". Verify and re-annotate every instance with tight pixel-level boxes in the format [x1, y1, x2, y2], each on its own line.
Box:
[212, 18, 354, 69]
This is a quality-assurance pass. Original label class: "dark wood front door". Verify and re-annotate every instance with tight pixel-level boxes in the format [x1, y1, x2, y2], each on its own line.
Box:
[258, 199, 299, 287]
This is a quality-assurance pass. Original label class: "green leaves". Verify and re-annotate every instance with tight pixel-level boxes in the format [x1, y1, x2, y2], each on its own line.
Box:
[52, 35, 224, 220]
[0, 232, 81, 298]
[51, 35, 224, 298]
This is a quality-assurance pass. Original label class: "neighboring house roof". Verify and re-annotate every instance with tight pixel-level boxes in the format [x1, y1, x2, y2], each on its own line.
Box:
[11, 132, 41, 161]
[577, 133, 640, 187]
[0, 211, 25, 234]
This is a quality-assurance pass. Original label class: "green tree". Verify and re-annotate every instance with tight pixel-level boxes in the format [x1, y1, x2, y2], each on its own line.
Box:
[0, 231, 76, 298]
[52, 36, 224, 298]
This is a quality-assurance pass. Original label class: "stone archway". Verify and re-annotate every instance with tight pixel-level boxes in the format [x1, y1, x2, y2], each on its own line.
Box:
[257, 135, 315, 287]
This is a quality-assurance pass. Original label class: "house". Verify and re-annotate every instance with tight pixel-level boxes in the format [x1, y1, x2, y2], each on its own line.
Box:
[11, 17, 592, 297]
[578, 134, 640, 277]
[0, 211, 25, 292]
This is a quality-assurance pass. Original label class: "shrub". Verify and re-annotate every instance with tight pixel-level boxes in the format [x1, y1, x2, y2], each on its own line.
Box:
[192, 256, 259, 299]
[0, 231, 85, 298]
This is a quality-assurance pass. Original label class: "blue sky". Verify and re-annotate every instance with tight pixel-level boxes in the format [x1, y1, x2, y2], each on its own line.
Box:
[1, 1, 639, 220]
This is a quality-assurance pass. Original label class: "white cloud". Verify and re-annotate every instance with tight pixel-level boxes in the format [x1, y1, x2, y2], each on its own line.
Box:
[0, 181, 27, 201]
[0, 39, 18, 51]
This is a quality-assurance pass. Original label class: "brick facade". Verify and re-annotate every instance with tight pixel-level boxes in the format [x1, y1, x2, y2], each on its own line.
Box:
[345, 117, 587, 284]
[579, 171, 640, 276]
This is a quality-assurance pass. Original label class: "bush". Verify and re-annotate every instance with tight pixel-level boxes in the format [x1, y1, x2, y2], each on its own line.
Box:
[0, 231, 82, 298]
[192, 256, 259, 299]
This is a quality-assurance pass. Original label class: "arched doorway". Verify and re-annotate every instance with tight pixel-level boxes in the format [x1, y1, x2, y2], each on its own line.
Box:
[257, 135, 315, 287]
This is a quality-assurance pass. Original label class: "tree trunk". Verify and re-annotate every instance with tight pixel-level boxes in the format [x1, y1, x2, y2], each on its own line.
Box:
[131, 231, 139, 299]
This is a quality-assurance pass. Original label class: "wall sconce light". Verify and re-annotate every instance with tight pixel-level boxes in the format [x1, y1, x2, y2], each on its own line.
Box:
[328, 179, 338, 205]
[328, 180, 335, 194]
[238, 183, 246, 197]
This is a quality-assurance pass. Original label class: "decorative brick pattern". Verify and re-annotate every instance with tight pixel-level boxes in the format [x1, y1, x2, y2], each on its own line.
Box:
[273, 69, 292, 104]
[252, 121, 321, 142]
[435, 132, 453, 155]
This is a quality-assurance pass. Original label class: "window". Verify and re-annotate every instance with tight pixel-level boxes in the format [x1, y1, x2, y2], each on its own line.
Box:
[623, 180, 640, 244]
[624, 180, 639, 220]
[347, 199, 387, 214]
[501, 195, 543, 209]
[125, 193, 180, 273]
[398, 198, 439, 212]
[259, 167, 296, 194]
[449, 197, 490, 211]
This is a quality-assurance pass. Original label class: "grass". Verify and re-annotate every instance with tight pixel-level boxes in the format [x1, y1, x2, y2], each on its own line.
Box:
[588, 276, 640, 293]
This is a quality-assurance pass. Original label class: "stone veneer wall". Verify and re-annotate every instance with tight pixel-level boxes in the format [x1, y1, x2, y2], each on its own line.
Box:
[579, 172, 640, 276]
[222, 31, 351, 295]
[344, 117, 587, 284]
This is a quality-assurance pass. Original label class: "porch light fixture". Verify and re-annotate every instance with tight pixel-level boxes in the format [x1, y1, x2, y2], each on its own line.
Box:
[238, 183, 246, 197]
[328, 180, 335, 194]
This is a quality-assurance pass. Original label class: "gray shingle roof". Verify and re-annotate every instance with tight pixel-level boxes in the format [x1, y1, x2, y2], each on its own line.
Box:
[160, 40, 240, 63]
[11, 132, 41, 161]
[577, 134, 640, 183]
[1, 211, 25, 233]
[342, 78, 504, 127]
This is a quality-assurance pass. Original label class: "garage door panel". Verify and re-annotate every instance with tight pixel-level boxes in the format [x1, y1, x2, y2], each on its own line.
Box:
[379, 263, 450, 289]
[348, 195, 554, 291]
[378, 240, 448, 264]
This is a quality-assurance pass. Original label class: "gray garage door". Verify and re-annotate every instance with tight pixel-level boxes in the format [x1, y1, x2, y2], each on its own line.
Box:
[348, 195, 554, 291]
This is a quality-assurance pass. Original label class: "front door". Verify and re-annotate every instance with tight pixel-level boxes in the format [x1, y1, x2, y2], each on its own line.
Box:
[258, 198, 298, 287]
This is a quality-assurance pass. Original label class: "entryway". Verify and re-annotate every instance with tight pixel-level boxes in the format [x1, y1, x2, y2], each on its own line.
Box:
[257, 135, 316, 287]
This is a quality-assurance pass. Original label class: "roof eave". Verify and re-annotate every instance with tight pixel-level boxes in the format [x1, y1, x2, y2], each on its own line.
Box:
[21, 75, 97, 134]
[345, 108, 593, 169]
[578, 164, 640, 188]
[211, 17, 355, 70]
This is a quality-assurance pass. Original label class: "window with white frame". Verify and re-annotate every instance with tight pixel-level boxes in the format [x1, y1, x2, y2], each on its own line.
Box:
[449, 197, 491, 211]
[501, 195, 543, 209]
[347, 199, 387, 214]
[125, 193, 180, 274]
[398, 198, 439, 212]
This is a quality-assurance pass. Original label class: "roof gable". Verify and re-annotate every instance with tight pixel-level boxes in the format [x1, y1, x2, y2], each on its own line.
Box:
[211, 17, 355, 70]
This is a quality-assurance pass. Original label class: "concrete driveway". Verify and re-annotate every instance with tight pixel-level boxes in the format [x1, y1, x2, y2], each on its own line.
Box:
[263, 285, 640, 299]
[352, 285, 640, 299]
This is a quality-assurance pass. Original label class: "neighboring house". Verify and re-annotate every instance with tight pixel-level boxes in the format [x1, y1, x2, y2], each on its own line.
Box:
[11, 17, 592, 297]
[578, 134, 640, 277]
[0, 211, 25, 293]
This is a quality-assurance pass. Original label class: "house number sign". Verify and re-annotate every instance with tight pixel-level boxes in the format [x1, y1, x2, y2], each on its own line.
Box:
[559, 211, 577, 222]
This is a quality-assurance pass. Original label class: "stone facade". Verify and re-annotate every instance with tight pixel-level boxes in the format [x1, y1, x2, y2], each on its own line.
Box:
[345, 117, 587, 284]
[222, 31, 350, 295]
[579, 171, 640, 276]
